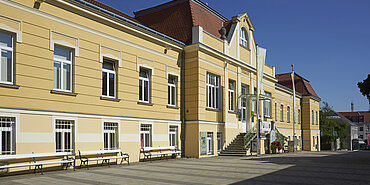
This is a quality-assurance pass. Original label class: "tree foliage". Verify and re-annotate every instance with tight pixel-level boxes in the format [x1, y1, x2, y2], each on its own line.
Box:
[358, 74, 370, 110]
[320, 102, 349, 150]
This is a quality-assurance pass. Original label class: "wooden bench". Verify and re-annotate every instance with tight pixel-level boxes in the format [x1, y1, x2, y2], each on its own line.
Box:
[0, 152, 75, 175]
[78, 149, 129, 169]
[140, 146, 181, 162]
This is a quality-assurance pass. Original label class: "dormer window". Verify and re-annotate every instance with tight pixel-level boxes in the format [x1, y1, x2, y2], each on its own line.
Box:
[240, 28, 248, 48]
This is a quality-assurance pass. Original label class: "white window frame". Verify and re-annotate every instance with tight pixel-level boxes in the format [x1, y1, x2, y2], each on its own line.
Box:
[0, 31, 14, 85]
[103, 122, 118, 150]
[55, 120, 74, 153]
[169, 125, 178, 148]
[139, 68, 151, 103]
[217, 132, 222, 153]
[207, 132, 213, 155]
[102, 58, 117, 98]
[240, 28, 248, 48]
[241, 84, 248, 121]
[228, 80, 235, 112]
[206, 73, 220, 109]
[53, 45, 73, 92]
[0, 117, 15, 155]
[287, 106, 290, 123]
[140, 124, 152, 148]
[168, 75, 177, 106]
[280, 104, 284, 122]
[264, 92, 271, 118]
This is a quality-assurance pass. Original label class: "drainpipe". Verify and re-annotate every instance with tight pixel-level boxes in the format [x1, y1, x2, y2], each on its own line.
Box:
[181, 50, 186, 158]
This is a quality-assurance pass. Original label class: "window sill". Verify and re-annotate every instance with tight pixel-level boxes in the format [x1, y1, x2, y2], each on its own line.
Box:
[206, 108, 221, 112]
[167, 105, 179, 109]
[0, 83, 20, 89]
[228, 111, 238, 114]
[50, 90, 78, 96]
[100, 96, 121, 102]
[137, 101, 153, 106]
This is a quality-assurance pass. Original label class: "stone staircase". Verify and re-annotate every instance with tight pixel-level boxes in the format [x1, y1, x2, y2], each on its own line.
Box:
[219, 133, 247, 156]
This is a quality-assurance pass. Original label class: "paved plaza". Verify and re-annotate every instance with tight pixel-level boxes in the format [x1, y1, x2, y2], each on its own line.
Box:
[1, 151, 370, 185]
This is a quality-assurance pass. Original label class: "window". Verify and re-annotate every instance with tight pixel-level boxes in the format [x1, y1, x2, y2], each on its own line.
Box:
[367, 125, 369, 132]
[55, 120, 74, 153]
[217, 132, 222, 153]
[316, 111, 318, 125]
[168, 75, 177, 106]
[360, 127, 363, 131]
[240, 28, 248, 48]
[264, 92, 271, 117]
[275, 103, 277, 121]
[241, 84, 248, 121]
[0, 117, 15, 155]
[359, 135, 363, 139]
[313, 136, 315, 148]
[206, 73, 219, 109]
[103, 122, 118, 150]
[169, 125, 178, 148]
[298, 136, 301, 147]
[140, 124, 152, 148]
[139, 68, 150, 103]
[228, 80, 235, 111]
[102, 59, 116, 98]
[53, 46, 73, 91]
[0, 32, 14, 84]
[287, 106, 290, 123]
[312, 110, 314, 125]
[298, 109, 301, 124]
[207, 132, 213, 155]
[280, 104, 284, 122]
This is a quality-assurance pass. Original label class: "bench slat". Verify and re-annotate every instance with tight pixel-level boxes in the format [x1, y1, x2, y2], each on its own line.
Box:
[0, 152, 72, 160]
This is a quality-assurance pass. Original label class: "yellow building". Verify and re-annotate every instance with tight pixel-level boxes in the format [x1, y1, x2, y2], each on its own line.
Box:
[0, 0, 320, 165]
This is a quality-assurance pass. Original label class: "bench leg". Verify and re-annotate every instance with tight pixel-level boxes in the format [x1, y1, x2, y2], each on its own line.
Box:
[40, 165, 43, 175]
[87, 160, 89, 170]
[127, 157, 130, 165]
[108, 160, 110, 168]
[73, 160, 76, 171]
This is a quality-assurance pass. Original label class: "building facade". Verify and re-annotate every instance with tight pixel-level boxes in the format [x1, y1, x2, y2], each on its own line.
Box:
[0, 0, 320, 163]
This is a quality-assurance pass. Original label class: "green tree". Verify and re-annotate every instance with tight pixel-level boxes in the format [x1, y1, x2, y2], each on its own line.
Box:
[357, 74, 370, 110]
[320, 102, 348, 150]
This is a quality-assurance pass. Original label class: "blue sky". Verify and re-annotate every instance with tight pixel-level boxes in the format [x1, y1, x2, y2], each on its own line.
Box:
[99, 0, 370, 112]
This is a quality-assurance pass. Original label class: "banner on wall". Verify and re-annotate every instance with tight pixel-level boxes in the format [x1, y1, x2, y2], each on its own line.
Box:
[200, 132, 207, 155]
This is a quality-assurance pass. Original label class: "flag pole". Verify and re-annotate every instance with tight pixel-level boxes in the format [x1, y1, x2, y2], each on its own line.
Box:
[256, 45, 260, 157]
[291, 64, 297, 153]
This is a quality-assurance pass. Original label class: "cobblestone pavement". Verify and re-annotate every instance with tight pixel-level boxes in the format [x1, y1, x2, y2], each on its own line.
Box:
[1, 151, 370, 185]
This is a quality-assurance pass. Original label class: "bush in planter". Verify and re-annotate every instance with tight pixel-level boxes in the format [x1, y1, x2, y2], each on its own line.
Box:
[271, 141, 282, 153]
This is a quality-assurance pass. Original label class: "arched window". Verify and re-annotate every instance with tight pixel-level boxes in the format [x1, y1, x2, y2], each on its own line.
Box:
[240, 28, 248, 48]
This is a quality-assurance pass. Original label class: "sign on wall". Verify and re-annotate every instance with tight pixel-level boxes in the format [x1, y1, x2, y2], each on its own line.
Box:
[200, 132, 207, 155]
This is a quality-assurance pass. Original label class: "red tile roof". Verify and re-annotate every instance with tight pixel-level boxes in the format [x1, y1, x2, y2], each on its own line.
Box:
[81, 0, 141, 24]
[338, 111, 370, 123]
[276, 73, 320, 99]
[134, 0, 229, 44]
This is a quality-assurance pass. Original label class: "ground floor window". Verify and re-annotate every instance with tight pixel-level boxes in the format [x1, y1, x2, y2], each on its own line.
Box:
[104, 122, 118, 150]
[55, 120, 74, 153]
[217, 132, 222, 153]
[169, 125, 178, 148]
[0, 117, 15, 155]
[207, 132, 213, 155]
[313, 136, 315, 148]
[140, 124, 152, 148]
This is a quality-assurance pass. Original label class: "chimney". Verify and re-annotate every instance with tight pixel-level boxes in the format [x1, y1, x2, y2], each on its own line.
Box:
[351, 102, 354, 112]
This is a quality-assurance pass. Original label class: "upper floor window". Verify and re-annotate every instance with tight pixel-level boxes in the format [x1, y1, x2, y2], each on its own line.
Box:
[54, 46, 73, 92]
[240, 28, 248, 48]
[280, 104, 284, 122]
[206, 73, 219, 109]
[228, 80, 235, 111]
[298, 109, 301, 124]
[287, 106, 290, 123]
[139, 68, 151, 103]
[312, 110, 314, 125]
[316, 111, 318, 125]
[168, 75, 177, 106]
[275, 102, 277, 121]
[0, 32, 14, 84]
[102, 59, 116, 98]
[264, 92, 271, 117]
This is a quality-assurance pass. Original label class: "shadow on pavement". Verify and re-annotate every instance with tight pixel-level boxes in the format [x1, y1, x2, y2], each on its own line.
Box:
[231, 151, 370, 185]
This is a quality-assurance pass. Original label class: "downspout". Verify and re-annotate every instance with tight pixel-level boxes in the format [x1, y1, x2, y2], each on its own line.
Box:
[181, 50, 186, 157]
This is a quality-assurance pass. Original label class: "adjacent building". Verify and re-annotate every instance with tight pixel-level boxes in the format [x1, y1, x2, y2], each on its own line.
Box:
[0, 0, 320, 163]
